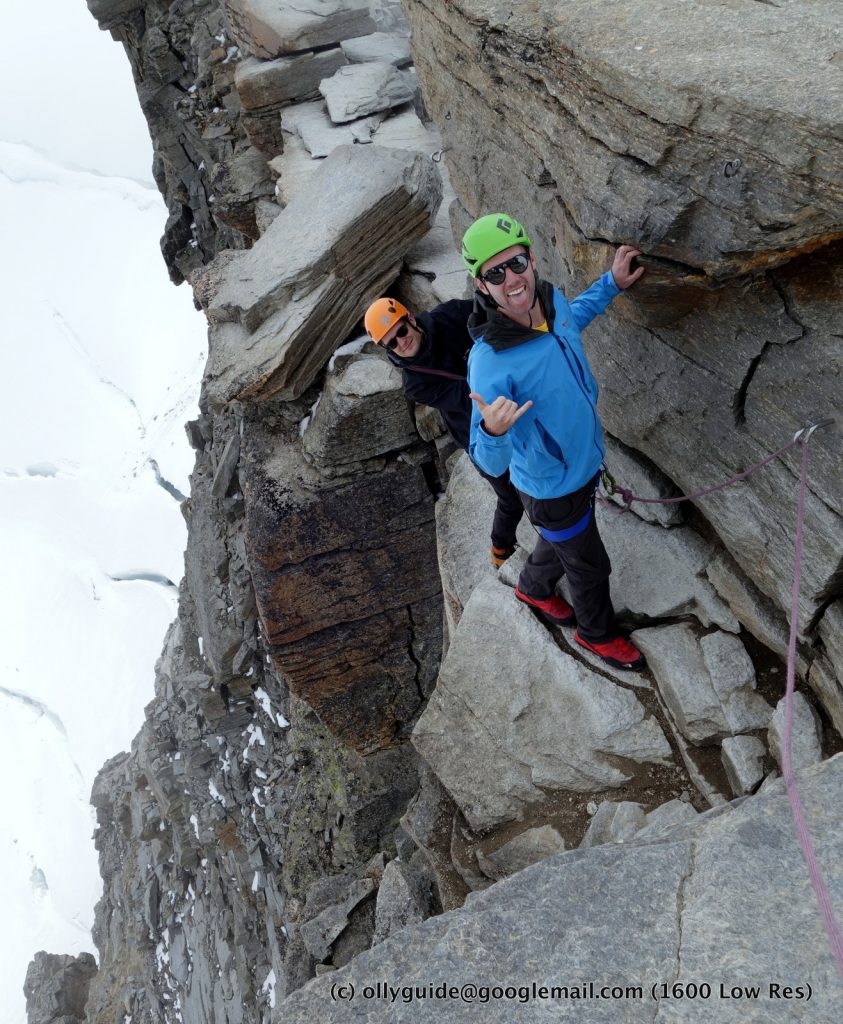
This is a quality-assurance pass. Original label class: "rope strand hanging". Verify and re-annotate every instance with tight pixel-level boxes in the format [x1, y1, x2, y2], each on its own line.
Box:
[602, 417, 843, 978]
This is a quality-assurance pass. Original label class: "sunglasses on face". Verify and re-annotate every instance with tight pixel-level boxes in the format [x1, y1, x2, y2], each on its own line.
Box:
[381, 320, 411, 351]
[479, 252, 531, 285]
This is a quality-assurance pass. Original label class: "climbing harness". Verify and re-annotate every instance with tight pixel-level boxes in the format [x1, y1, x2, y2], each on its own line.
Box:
[537, 505, 592, 543]
[603, 417, 843, 978]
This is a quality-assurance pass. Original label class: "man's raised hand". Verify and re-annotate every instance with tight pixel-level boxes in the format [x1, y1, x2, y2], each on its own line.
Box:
[610, 245, 644, 289]
[469, 393, 533, 437]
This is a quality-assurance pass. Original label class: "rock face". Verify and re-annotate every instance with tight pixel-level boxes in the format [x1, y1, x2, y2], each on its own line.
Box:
[602, 434, 682, 527]
[319, 62, 416, 123]
[243, 412, 441, 755]
[87, 0, 249, 283]
[203, 144, 442, 407]
[815, 600, 843, 732]
[236, 50, 348, 155]
[406, 0, 843, 639]
[79, 598, 423, 1022]
[23, 952, 97, 1024]
[409, 0, 843, 277]
[276, 755, 843, 1022]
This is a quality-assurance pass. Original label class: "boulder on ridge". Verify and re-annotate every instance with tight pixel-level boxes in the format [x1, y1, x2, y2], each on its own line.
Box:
[203, 145, 442, 408]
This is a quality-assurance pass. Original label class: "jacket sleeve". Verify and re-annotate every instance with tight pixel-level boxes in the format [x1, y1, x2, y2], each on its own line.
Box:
[568, 271, 621, 332]
[467, 349, 514, 477]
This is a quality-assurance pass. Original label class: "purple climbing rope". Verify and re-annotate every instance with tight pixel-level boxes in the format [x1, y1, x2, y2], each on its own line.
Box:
[782, 441, 843, 978]
[602, 437, 801, 511]
[603, 422, 843, 977]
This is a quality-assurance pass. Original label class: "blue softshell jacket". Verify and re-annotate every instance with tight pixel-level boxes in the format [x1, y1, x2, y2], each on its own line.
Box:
[467, 272, 620, 499]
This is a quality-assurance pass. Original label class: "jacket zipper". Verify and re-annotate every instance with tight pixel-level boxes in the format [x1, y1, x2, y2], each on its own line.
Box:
[552, 329, 603, 463]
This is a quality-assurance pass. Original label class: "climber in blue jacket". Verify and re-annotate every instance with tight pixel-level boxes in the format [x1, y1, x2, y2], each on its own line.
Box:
[463, 212, 646, 670]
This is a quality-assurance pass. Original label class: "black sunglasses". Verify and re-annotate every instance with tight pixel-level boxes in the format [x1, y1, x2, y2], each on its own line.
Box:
[480, 252, 531, 285]
[382, 320, 411, 351]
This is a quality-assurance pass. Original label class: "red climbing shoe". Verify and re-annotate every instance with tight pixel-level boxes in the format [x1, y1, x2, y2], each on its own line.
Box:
[514, 586, 576, 627]
[574, 631, 646, 671]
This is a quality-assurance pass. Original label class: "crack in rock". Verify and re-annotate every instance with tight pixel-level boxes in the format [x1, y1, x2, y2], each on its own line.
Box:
[654, 838, 698, 1022]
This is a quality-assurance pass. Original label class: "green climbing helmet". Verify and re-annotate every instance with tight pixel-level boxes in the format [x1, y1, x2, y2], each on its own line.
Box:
[461, 213, 532, 278]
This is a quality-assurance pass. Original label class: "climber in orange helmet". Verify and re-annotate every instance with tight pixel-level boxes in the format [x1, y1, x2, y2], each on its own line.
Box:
[365, 295, 524, 569]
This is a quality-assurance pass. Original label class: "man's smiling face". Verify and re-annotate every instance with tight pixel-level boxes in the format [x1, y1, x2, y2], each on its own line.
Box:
[477, 244, 537, 322]
[380, 315, 423, 358]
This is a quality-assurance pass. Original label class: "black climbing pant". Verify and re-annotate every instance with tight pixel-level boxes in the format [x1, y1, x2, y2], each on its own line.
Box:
[475, 466, 524, 550]
[517, 475, 616, 643]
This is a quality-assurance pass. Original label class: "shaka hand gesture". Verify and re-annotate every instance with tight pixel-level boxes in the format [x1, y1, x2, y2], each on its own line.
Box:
[469, 393, 533, 437]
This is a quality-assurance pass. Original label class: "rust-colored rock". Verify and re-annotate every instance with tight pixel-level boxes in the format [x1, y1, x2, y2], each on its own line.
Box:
[243, 423, 442, 755]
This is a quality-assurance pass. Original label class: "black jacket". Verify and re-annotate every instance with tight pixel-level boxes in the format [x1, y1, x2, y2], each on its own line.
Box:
[387, 298, 474, 449]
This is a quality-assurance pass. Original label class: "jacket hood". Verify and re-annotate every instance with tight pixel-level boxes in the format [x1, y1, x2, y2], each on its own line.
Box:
[467, 279, 557, 351]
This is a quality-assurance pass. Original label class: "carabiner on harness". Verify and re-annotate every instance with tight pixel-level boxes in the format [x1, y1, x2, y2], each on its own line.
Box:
[600, 465, 618, 497]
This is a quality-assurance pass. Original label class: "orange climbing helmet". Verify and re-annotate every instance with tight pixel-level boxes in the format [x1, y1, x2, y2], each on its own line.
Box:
[364, 297, 409, 343]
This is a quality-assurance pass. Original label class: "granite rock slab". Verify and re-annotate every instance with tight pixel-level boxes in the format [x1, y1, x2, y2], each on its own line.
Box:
[225, 0, 374, 59]
[413, 576, 671, 830]
[319, 61, 417, 123]
[281, 100, 383, 157]
[721, 735, 766, 797]
[597, 503, 739, 631]
[768, 693, 823, 773]
[633, 624, 771, 744]
[341, 31, 412, 67]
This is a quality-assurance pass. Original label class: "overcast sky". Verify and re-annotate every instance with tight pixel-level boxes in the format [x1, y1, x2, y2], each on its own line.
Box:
[1, 6, 205, 1022]
[4, 0, 154, 179]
